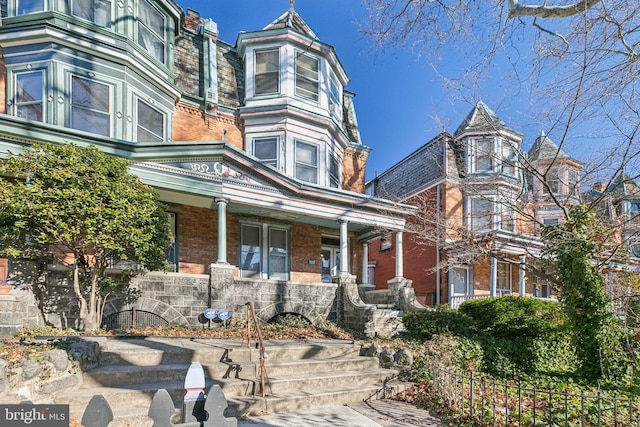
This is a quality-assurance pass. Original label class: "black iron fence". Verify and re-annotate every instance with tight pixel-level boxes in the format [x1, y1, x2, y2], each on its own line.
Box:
[432, 364, 640, 426]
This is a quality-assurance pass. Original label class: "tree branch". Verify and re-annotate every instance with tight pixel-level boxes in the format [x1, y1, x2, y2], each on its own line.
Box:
[508, 0, 603, 19]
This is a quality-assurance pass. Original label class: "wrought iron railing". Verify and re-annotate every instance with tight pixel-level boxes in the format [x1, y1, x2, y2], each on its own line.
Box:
[245, 301, 268, 398]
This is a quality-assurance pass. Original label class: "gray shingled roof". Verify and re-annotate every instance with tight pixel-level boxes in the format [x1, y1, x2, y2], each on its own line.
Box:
[454, 101, 508, 135]
[528, 131, 570, 161]
[263, 8, 316, 39]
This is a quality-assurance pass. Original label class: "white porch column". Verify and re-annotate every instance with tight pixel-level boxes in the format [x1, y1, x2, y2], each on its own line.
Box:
[362, 242, 369, 284]
[215, 198, 228, 264]
[489, 255, 497, 297]
[519, 255, 527, 296]
[395, 231, 403, 278]
[339, 220, 348, 273]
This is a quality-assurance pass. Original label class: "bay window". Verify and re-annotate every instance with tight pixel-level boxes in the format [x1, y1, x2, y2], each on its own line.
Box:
[73, 0, 111, 27]
[240, 223, 289, 280]
[500, 203, 515, 232]
[71, 76, 111, 136]
[470, 198, 493, 232]
[329, 154, 340, 188]
[255, 49, 279, 95]
[295, 52, 319, 101]
[543, 167, 559, 194]
[295, 140, 318, 184]
[502, 142, 516, 176]
[15, 71, 43, 121]
[329, 72, 341, 118]
[472, 138, 493, 173]
[138, 0, 165, 63]
[137, 99, 164, 142]
[17, 0, 43, 15]
[253, 137, 279, 168]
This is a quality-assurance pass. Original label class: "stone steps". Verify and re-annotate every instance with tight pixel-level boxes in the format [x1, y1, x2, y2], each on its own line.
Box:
[51, 337, 409, 425]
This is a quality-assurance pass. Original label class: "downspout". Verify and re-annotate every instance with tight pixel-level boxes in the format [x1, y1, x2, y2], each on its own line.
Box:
[436, 183, 441, 305]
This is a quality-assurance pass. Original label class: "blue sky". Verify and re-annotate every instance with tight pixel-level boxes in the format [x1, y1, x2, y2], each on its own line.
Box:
[176, 0, 532, 181]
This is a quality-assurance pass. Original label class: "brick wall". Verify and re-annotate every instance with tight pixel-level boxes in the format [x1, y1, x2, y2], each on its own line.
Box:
[178, 206, 216, 274]
[290, 223, 321, 282]
[172, 104, 243, 148]
[342, 147, 368, 193]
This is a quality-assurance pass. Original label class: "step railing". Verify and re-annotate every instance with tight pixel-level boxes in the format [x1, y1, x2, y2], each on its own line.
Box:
[245, 301, 268, 398]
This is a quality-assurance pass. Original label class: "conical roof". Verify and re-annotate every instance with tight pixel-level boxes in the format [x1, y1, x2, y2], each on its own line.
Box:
[454, 101, 509, 135]
[528, 131, 570, 161]
[263, 8, 316, 39]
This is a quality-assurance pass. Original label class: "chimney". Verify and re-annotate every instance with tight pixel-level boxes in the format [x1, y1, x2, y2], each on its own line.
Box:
[184, 9, 203, 32]
[593, 182, 607, 193]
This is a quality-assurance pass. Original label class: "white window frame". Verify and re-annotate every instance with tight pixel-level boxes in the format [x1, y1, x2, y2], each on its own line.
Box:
[500, 202, 515, 232]
[497, 261, 512, 296]
[295, 51, 319, 102]
[501, 141, 517, 176]
[543, 166, 560, 195]
[137, 0, 166, 63]
[294, 140, 319, 184]
[16, 0, 44, 15]
[254, 49, 280, 96]
[72, 0, 112, 27]
[470, 197, 493, 232]
[136, 98, 165, 142]
[13, 70, 44, 122]
[470, 137, 494, 173]
[70, 75, 112, 136]
[329, 71, 342, 119]
[252, 136, 280, 169]
[329, 153, 341, 188]
[239, 222, 289, 280]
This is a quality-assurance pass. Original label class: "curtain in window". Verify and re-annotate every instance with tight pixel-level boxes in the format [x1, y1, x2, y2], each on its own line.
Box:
[138, 0, 165, 62]
[73, 0, 111, 27]
[295, 53, 318, 101]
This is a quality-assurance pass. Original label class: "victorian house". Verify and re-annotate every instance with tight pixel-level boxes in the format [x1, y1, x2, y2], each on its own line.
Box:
[0, 2, 414, 332]
[366, 102, 584, 308]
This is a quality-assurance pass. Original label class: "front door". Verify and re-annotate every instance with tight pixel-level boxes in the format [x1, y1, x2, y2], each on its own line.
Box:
[452, 266, 470, 297]
[321, 246, 340, 283]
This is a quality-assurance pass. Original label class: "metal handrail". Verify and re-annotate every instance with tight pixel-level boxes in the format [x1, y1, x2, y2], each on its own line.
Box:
[245, 302, 267, 398]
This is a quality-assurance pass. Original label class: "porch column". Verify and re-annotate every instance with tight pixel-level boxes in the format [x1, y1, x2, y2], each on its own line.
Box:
[339, 220, 348, 273]
[215, 198, 228, 264]
[519, 255, 526, 296]
[395, 231, 403, 278]
[489, 255, 497, 297]
[362, 242, 369, 284]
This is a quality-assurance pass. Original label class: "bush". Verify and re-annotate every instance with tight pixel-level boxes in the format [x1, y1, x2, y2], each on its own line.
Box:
[402, 306, 476, 340]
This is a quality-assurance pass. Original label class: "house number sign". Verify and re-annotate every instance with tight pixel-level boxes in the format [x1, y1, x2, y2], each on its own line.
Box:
[171, 161, 252, 183]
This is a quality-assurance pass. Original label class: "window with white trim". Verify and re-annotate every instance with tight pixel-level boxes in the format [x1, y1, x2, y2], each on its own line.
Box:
[15, 71, 43, 121]
[71, 76, 111, 136]
[17, 0, 43, 15]
[253, 137, 279, 169]
[329, 72, 342, 118]
[543, 167, 559, 194]
[239, 223, 289, 280]
[295, 140, 318, 184]
[138, 0, 165, 63]
[472, 138, 494, 173]
[502, 142, 517, 176]
[295, 52, 319, 101]
[543, 218, 560, 226]
[500, 203, 515, 232]
[329, 154, 340, 188]
[73, 0, 111, 27]
[137, 99, 164, 142]
[470, 198, 492, 232]
[255, 49, 279, 95]
[568, 168, 578, 196]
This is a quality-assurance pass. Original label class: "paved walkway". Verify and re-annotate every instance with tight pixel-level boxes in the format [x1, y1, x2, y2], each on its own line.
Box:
[237, 399, 444, 427]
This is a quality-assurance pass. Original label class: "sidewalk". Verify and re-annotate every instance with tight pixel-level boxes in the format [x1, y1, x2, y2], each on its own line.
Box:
[237, 399, 444, 427]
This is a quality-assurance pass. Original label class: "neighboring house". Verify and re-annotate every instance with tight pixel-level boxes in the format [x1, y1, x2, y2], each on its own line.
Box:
[0, 3, 414, 333]
[367, 101, 582, 308]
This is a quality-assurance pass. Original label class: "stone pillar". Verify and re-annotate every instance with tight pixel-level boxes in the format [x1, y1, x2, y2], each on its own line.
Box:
[210, 263, 236, 316]
[490, 255, 497, 297]
[216, 198, 228, 264]
[519, 255, 526, 296]
[395, 232, 403, 278]
[362, 242, 369, 285]
[339, 220, 348, 274]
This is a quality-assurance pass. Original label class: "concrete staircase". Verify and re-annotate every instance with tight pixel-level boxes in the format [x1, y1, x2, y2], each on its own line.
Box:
[53, 337, 407, 426]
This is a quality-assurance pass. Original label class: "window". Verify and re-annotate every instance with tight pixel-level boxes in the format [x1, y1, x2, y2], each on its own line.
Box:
[329, 154, 340, 188]
[253, 137, 279, 168]
[295, 140, 318, 184]
[71, 76, 111, 136]
[543, 167, 559, 194]
[543, 218, 560, 226]
[15, 71, 43, 121]
[239, 223, 289, 280]
[137, 99, 164, 142]
[500, 203, 515, 232]
[329, 72, 341, 118]
[471, 198, 492, 232]
[534, 279, 552, 298]
[295, 52, 319, 101]
[502, 142, 516, 176]
[73, 0, 111, 27]
[568, 169, 578, 197]
[17, 0, 43, 15]
[471, 138, 493, 173]
[630, 202, 640, 217]
[497, 262, 512, 296]
[138, 0, 165, 63]
[255, 49, 279, 95]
